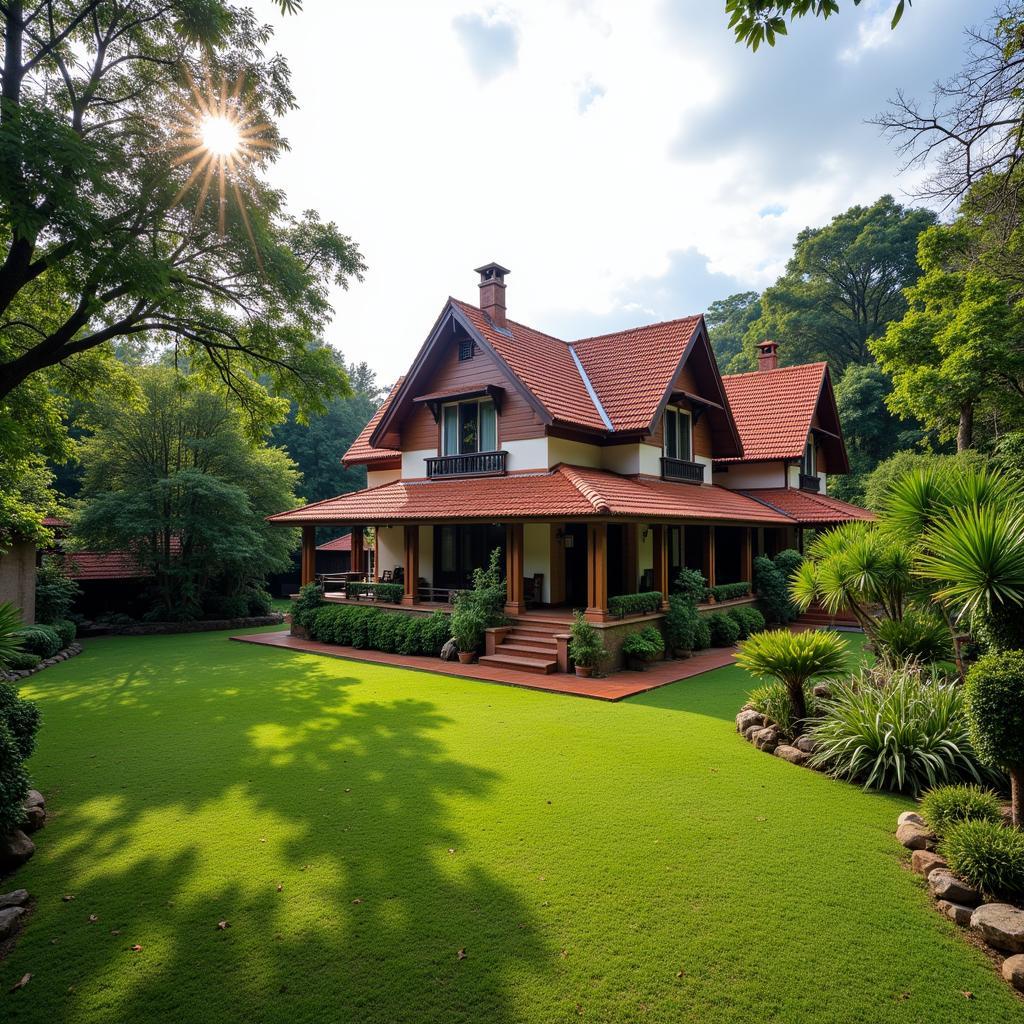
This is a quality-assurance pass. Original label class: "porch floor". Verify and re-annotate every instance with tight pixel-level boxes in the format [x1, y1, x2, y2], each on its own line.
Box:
[231, 630, 741, 701]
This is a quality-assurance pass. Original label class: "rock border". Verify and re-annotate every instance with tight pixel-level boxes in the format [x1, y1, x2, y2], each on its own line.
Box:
[734, 705, 818, 767]
[1, 642, 83, 682]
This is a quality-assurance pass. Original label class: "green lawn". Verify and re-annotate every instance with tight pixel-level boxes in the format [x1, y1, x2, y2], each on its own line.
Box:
[2, 629, 1020, 1023]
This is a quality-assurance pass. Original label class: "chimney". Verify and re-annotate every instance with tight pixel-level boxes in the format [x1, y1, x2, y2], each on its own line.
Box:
[756, 339, 779, 371]
[475, 262, 510, 328]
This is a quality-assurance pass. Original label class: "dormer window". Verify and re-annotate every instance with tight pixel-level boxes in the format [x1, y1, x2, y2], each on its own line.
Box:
[664, 407, 693, 462]
[442, 398, 497, 456]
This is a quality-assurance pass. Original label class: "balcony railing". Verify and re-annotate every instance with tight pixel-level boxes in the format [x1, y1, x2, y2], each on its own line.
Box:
[661, 457, 705, 484]
[426, 450, 508, 479]
[799, 472, 821, 492]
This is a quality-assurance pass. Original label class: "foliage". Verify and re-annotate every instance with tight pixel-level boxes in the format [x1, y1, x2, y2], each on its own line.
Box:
[873, 609, 952, 666]
[728, 605, 766, 640]
[17, 624, 61, 658]
[348, 582, 404, 604]
[665, 595, 704, 652]
[809, 664, 992, 795]
[34, 557, 80, 625]
[862, 450, 986, 513]
[569, 611, 606, 670]
[620, 627, 665, 663]
[51, 620, 76, 649]
[706, 612, 741, 647]
[0, 680, 41, 834]
[919, 785, 1004, 838]
[672, 567, 708, 604]
[452, 547, 506, 628]
[727, 0, 909, 50]
[747, 681, 818, 740]
[0, 601, 27, 669]
[964, 651, 1024, 826]
[706, 291, 761, 370]
[739, 196, 935, 374]
[754, 551, 801, 625]
[74, 368, 300, 621]
[289, 583, 324, 632]
[309, 605, 451, 658]
[737, 628, 848, 733]
[6, 651, 40, 671]
[940, 820, 1024, 902]
[0, 0, 365, 426]
[450, 606, 488, 654]
[607, 591, 663, 618]
[709, 582, 751, 603]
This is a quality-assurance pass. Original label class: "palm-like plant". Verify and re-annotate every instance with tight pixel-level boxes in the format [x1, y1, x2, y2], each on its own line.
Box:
[735, 629, 849, 735]
[0, 602, 26, 669]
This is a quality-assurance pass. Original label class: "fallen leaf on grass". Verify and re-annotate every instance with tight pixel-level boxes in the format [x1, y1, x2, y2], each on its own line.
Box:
[130, 945, 143, 952]
[217, 920, 230, 930]
[447, 848, 455, 855]
[10, 974, 30, 992]
[61, 894, 75, 902]
[110, 929, 120, 936]
[351, 898, 363, 905]
[962, 992, 974, 1000]
[456, 948, 467, 960]
[276, 883, 283, 893]
[676, 970, 687, 978]
[559, 949, 568, 959]
[87, 914, 98, 923]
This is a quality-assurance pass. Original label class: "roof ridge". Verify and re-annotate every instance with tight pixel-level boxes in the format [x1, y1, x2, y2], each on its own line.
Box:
[555, 463, 611, 515]
[721, 362, 827, 381]
[571, 313, 702, 346]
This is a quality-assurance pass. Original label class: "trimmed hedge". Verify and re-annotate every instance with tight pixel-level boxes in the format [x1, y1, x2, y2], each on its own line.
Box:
[18, 624, 61, 658]
[706, 612, 741, 647]
[727, 605, 765, 640]
[347, 581, 405, 604]
[6, 651, 41, 671]
[52, 618, 76, 648]
[709, 582, 751, 603]
[309, 605, 451, 657]
[608, 591, 663, 618]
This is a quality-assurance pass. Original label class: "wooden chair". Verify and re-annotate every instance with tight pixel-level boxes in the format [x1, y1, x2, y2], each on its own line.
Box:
[379, 569, 393, 583]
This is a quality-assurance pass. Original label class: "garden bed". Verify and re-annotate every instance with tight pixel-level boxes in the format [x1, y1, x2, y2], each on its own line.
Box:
[81, 613, 284, 636]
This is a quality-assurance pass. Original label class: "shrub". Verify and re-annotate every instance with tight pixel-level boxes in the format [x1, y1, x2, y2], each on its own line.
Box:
[809, 665, 995, 795]
[396, 616, 425, 656]
[0, 602, 26, 670]
[710, 582, 751, 603]
[0, 680, 41, 835]
[706, 612, 741, 647]
[348, 581, 404, 604]
[621, 626, 664, 663]
[940, 819, 1024, 901]
[919, 785, 1004, 837]
[451, 606, 487, 654]
[51, 619, 76, 648]
[726, 606, 765, 640]
[420, 611, 453, 657]
[691, 615, 712, 651]
[246, 588, 273, 616]
[569, 611, 606, 669]
[203, 593, 250, 619]
[753, 551, 801, 624]
[290, 582, 324, 631]
[874, 609, 952, 666]
[608, 591, 663, 618]
[34, 558, 80, 625]
[18, 624, 61, 658]
[665, 595, 702, 652]
[6, 651, 41, 671]
[672, 567, 708, 605]
[964, 650, 1024, 827]
[747, 681, 818, 740]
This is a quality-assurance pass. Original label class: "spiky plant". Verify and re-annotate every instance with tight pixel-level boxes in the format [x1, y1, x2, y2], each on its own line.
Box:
[0, 602, 26, 669]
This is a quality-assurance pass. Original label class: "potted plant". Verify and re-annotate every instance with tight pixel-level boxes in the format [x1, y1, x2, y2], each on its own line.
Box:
[569, 610, 606, 677]
[451, 606, 486, 664]
[621, 626, 665, 671]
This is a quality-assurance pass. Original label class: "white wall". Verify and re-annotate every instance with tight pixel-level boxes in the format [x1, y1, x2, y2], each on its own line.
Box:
[715, 462, 787, 490]
[377, 526, 404, 580]
[505, 436, 550, 472]
[523, 523, 551, 603]
[401, 448, 434, 479]
[366, 467, 402, 489]
[418, 525, 433, 585]
[547, 436, 602, 469]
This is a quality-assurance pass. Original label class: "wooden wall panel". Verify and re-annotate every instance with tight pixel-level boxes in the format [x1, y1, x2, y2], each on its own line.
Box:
[648, 397, 712, 458]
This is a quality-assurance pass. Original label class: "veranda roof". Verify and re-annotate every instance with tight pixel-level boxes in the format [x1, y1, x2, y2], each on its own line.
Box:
[739, 488, 875, 526]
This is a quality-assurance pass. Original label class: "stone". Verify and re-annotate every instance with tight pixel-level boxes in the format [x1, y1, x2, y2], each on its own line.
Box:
[735, 709, 764, 734]
[0, 906, 25, 940]
[24, 789, 43, 809]
[440, 638, 458, 662]
[742, 723, 762, 740]
[752, 726, 779, 753]
[812, 682, 832, 698]
[774, 744, 811, 766]
[929, 870, 982, 907]
[971, 904, 1024, 954]
[937, 900, 975, 927]
[794, 735, 817, 754]
[1003, 954, 1024, 992]
[22, 805, 45, 833]
[896, 821, 936, 851]
[898, 811, 927, 828]
[0, 889, 29, 910]
[911, 850, 947, 877]
[0, 829, 34, 870]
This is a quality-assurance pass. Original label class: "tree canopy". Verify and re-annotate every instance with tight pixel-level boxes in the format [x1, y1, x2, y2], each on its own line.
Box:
[726, 0, 909, 50]
[705, 291, 761, 371]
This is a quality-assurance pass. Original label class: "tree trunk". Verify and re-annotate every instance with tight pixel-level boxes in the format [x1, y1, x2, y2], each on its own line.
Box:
[957, 402, 974, 452]
[789, 680, 808, 736]
[1011, 765, 1023, 830]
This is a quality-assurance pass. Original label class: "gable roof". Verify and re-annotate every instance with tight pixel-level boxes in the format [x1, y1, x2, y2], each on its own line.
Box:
[342, 377, 404, 467]
[316, 534, 352, 552]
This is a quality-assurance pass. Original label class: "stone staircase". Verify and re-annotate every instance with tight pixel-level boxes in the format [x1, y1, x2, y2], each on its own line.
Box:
[478, 614, 573, 675]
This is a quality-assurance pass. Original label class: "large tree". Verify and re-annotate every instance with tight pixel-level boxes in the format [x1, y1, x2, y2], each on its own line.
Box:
[739, 195, 935, 374]
[74, 366, 300, 620]
[705, 291, 761, 371]
[0, 1, 364, 422]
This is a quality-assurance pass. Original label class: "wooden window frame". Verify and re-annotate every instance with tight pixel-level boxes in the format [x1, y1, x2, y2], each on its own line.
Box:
[440, 398, 499, 456]
[663, 405, 693, 462]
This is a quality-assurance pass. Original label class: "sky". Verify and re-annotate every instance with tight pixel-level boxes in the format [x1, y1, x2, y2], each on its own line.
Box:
[251, 0, 980, 385]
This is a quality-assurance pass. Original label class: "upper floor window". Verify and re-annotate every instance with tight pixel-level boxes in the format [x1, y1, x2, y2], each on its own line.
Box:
[442, 399, 497, 456]
[458, 339, 475, 361]
[664, 406, 693, 462]
[802, 438, 816, 476]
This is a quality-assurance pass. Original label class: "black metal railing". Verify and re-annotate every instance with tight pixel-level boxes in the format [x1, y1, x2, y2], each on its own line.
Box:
[661, 457, 705, 484]
[426, 450, 508, 478]
[799, 472, 821, 492]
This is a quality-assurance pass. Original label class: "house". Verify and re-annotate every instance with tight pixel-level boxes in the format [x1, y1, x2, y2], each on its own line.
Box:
[269, 263, 870, 669]
[316, 533, 354, 575]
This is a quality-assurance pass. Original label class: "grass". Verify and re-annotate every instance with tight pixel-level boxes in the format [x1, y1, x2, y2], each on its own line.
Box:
[1, 628, 1020, 1023]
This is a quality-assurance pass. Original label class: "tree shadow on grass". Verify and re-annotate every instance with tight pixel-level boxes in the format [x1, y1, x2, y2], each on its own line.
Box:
[6, 639, 551, 1023]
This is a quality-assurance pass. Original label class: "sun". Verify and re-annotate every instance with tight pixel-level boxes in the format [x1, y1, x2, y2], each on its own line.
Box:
[200, 115, 241, 158]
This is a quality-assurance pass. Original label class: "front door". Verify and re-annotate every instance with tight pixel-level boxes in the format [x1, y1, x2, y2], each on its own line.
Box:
[563, 524, 588, 608]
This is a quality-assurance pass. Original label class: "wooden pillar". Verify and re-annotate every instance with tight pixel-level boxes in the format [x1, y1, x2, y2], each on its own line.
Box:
[742, 527, 753, 584]
[300, 525, 316, 586]
[351, 527, 365, 578]
[652, 524, 669, 609]
[703, 526, 716, 589]
[401, 525, 419, 605]
[586, 521, 608, 621]
[505, 523, 525, 615]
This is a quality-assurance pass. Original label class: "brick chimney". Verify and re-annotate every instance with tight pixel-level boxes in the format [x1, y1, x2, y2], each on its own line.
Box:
[475, 262, 510, 328]
[756, 339, 779, 371]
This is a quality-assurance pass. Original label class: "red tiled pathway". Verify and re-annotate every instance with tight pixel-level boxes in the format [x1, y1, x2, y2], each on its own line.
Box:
[231, 630, 741, 702]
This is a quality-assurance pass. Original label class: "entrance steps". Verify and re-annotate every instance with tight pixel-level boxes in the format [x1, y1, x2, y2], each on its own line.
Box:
[794, 602, 861, 630]
[478, 613, 573, 675]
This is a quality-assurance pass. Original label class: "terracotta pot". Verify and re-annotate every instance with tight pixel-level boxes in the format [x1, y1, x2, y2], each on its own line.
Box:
[627, 656, 648, 672]
[673, 648, 692, 659]
[457, 651, 476, 664]
[575, 664, 593, 678]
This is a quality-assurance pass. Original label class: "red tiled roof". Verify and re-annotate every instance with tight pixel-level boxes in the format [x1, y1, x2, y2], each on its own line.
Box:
[740, 488, 874, 525]
[342, 378, 404, 467]
[571, 317, 703, 432]
[316, 534, 352, 552]
[718, 363, 826, 462]
[268, 466, 791, 526]
[56, 550, 150, 581]
[42, 516, 67, 528]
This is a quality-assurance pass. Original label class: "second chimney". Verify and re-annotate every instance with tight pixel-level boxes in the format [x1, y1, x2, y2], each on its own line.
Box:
[475, 262, 510, 328]
[756, 339, 779, 371]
